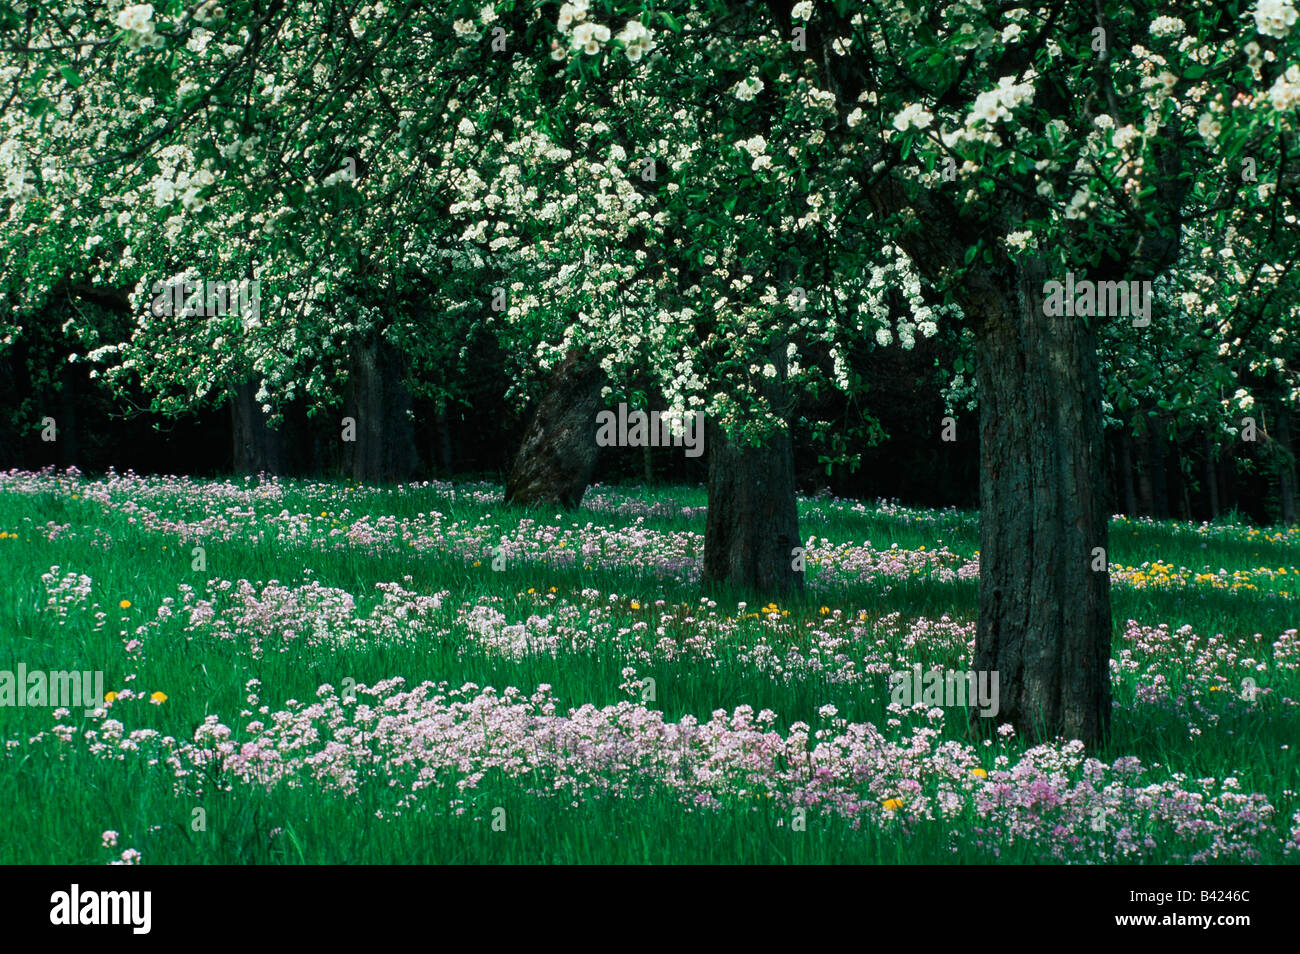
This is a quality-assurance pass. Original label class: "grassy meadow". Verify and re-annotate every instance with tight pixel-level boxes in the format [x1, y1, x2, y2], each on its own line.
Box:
[1, 469, 1297, 864]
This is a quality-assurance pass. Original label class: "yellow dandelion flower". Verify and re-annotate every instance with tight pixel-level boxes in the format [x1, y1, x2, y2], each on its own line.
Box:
[119, 600, 131, 610]
[819, 606, 830, 615]
[882, 798, 904, 811]
[104, 691, 118, 703]
[631, 601, 641, 610]
[527, 588, 536, 594]
[150, 692, 167, 704]
[972, 768, 987, 778]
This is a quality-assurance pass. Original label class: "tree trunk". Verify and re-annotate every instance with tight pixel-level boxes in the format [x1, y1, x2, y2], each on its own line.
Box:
[702, 341, 803, 594]
[57, 364, 79, 469]
[972, 256, 1111, 747]
[1148, 417, 1170, 518]
[1221, 455, 1237, 517]
[435, 408, 455, 476]
[1204, 434, 1219, 519]
[504, 349, 605, 508]
[345, 330, 417, 485]
[1135, 424, 1155, 517]
[1170, 442, 1191, 521]
[701, 419, 804, 594]
[231, 379, 286, 475]
[1276, 402, 1297, 525]
[1119, 430, 1138, 516]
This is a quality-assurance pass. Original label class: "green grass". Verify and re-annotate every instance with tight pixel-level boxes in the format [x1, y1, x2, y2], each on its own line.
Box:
[1, 475, 1297, 864]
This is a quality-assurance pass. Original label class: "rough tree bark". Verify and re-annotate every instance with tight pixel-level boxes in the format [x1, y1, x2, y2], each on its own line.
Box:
[504, 349, 605, 508]
[702, 340, 803, 594]
[862, 175, 1116, 746]
[231, 379, 286, 475]
[971, 256, 1112, 746]
[345, 330, 417, 484]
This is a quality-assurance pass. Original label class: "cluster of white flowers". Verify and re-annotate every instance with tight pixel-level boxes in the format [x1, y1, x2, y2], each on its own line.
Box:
[733, 76, 764, 101]
[1197, 111, 1222, 143]
[892, 102, 933, 132]
[1112, 124, 1139, 150]
[115, 3, 164, 50]
[791, 1, 814, 21]
[571, 21, 611, 54]
[1268, 64, 1300, 110]
[556, 0, 633, 58]
[557, 0, 589, 31]
[554, 5, 650, 61]
[616, 20, 655, 62]
[1253, 0, 1298, 38]
[1004, 229, 1036, 252]
[966, 75, 1036, 128]
[1149, 16, 1186, 39]
[735, 135, 771, 171]
[0, 137, 33, 204]
[801, 86, 836, 112]
[1064, 188, 1097, 220]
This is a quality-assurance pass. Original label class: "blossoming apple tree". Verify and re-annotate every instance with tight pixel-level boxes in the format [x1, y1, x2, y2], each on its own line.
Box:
[531, 0, 1300, 745]
[5, 1, 1300, 747]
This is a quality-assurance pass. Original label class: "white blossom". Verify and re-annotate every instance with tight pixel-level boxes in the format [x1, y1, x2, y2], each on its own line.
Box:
[1253, 0, 1298, 38]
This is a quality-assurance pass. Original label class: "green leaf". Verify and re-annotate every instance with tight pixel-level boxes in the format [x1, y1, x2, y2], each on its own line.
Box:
[59, 66, 82, 88]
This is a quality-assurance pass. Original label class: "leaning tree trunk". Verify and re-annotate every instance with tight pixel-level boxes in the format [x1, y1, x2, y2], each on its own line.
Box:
[345, 330, 417, 484]
[972, 256, 1111, 747]
[504, 349, 606, 508]
[702, 341, 802, 594]
[231, 379, 286, 475]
